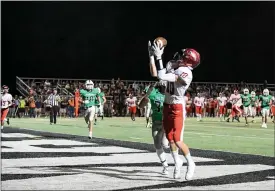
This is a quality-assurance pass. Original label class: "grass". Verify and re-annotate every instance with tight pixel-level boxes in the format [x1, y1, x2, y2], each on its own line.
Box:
[5, 116, 275, 157]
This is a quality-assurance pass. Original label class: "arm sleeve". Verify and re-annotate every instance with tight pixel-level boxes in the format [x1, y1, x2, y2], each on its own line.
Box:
[157, 69, 176, 82]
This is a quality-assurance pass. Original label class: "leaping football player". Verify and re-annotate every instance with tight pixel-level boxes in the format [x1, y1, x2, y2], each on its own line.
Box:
[240, 88, 252, 126]
[80, 80, 100, 139]
[259, 89, 272, 128]
[150, 40, 200, 180]
[1, 85, 12, 130]
[250, 91, 258, 123]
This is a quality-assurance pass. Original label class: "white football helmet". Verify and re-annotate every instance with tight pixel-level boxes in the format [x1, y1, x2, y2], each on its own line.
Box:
[243, 88, 249, 95]
[85, 80, 94, 90]
[251, 91, 256, 98]
[263, 89, 269, 96]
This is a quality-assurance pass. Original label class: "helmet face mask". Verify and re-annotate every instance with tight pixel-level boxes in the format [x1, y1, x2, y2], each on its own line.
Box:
[173, 48, 200, 69]
[263, 89, 269, 96]
[85, 80, 94, 90]
[243, 89, 249, 95]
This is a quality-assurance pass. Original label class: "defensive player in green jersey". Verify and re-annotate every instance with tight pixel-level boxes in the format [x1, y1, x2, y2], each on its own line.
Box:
[139, 81, 181, 178]
[80, 80, 99, 139]
[97, 88, 106, 120]
[93, 87, 103, 125]
[259, 89, 273, 128]
[240, 88, 252, 126]
[250, 91, 258, 123]
[143, 85, 152, 128]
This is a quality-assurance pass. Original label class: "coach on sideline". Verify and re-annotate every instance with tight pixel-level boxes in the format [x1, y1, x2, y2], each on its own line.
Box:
[45, 88, 61, 125]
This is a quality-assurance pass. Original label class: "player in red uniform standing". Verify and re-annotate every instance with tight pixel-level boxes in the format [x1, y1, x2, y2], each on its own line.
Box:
[1, 85, 13, 129]
[150, 41, 200, 180]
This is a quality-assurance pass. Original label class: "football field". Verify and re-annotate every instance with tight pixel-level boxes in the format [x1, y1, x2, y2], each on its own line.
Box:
[1, 117, 274, 190]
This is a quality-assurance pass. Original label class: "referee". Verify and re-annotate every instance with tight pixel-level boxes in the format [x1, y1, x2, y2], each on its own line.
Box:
[45, 88, 61, 125]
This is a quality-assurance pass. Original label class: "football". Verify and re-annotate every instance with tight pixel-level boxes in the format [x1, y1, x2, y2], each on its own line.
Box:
[154, 37, 167, 48]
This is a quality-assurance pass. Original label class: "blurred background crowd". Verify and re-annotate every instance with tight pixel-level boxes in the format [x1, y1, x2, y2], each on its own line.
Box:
[8, 77, 273, 119]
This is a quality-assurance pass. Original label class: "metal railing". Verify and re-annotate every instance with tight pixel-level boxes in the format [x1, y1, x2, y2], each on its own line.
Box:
[16, 76, 31, 98]
[56, 83, 74, 96]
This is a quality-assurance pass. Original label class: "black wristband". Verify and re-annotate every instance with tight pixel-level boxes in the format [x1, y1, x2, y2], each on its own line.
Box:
[155, 58, 164, 70]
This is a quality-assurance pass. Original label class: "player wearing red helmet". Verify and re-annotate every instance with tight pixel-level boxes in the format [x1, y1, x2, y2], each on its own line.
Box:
[1, 85, 13, 129]
[149, 41, 200, 180]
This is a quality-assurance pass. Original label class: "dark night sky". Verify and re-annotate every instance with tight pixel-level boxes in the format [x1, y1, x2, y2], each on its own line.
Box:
[2, 1, 275, 90]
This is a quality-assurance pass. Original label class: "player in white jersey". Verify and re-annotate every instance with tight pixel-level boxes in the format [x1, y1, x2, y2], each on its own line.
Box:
[193, 93, 205, 121]
[150, 41, 200, 180]
[227, 90, 242, 122]
[217, 92, 227, 121]
[126, 94, 137, 121]
[1, 85, 13, 129]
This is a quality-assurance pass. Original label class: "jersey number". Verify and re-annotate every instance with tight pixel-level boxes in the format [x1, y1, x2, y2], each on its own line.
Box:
[85, 96, 95, 102]
[154, 100, 161, 113]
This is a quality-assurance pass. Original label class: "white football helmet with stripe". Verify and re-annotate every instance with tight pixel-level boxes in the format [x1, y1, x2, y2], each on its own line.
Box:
[243, 88, 249, 95]
[263, 89, 269, 96]
[85, 80, 94, 90]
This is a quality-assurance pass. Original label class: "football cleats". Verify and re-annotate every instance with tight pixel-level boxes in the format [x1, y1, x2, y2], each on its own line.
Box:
[173, 48, 200, 69]
[85, 80, 94, 90]
[243, 88, 249, 95]
[263, 89, 269, 96]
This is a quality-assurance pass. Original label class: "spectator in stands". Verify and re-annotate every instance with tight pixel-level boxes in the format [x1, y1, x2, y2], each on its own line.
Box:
[68, 96, 75, 118]
[13, 95, 21, 118]
[35, 97, 42, 118]
[60, 97, 68, 118]
[8, 98, 16, 118]
[18, 96, 26, 118]
[28, 96, 36, 118]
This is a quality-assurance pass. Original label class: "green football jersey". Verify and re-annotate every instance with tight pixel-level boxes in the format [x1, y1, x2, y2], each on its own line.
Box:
[241, 94, 251, 107]
[98, 92, 105, 104]
[80, 88, 98, 108]
[93, 88, 101, 106]
[250, 96, 258, 107]
[259, 95, 272, 109]
[148, 88, 165, 122]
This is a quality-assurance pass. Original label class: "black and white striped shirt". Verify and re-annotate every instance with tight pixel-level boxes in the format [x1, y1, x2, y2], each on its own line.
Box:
[47, 94, 60, 106]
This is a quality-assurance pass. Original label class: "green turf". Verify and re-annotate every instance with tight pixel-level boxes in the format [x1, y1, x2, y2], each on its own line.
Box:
[6, 117, 275, 157]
